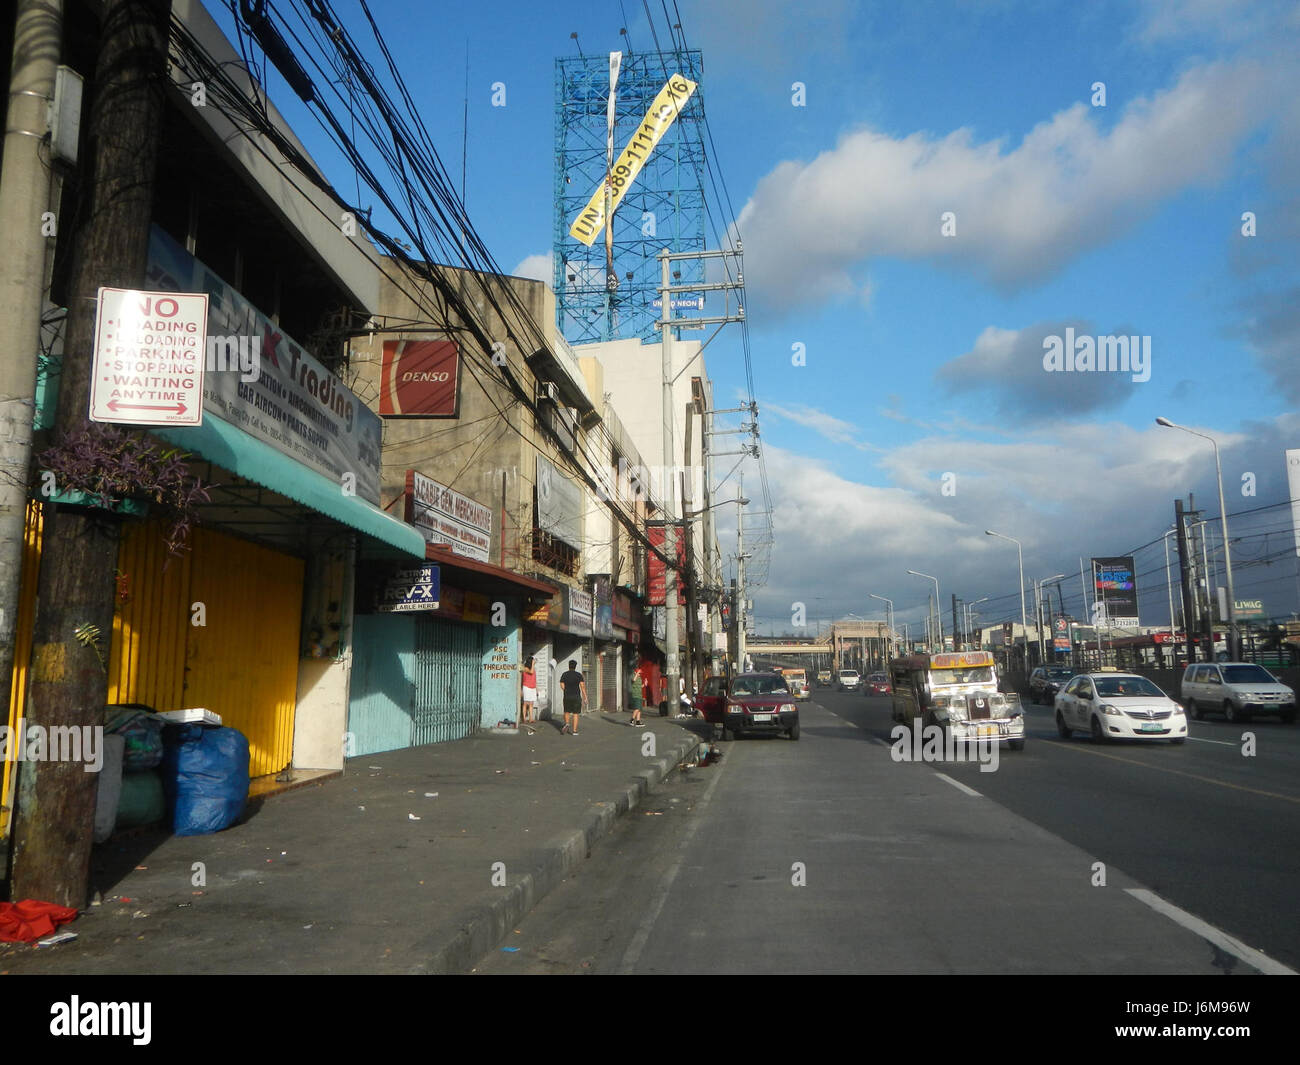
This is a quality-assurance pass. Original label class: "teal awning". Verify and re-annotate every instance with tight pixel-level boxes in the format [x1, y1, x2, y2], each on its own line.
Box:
[155, 414, 424, 559]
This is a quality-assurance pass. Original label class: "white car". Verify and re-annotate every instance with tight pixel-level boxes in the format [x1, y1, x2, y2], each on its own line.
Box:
[1054, 671, 1187, 744]
[837, 669, 861, 692]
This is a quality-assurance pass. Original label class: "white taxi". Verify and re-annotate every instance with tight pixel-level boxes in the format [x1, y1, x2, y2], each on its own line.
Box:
[1054, 671, 1187, 744]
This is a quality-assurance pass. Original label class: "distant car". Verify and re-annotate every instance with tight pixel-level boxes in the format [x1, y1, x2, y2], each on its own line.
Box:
[1054, 672, 1187, 744]
[1029, 665, 1076, 705]
[817, 670, 833, 686]
[1180, 662, 1295, 724]
[837, 669, 861, 692]
[864, 672, 891, 695]
[693, 672, 800, 741]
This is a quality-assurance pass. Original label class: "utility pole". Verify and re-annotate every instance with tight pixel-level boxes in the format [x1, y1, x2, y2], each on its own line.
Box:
[657, 243, 743, 706]
[1175, 499, 1198, 665]
[0, 0, 62, 794]
[10, 0, 170, 906]
[951, 593, 961, 653]
[736, 473, 747, 673]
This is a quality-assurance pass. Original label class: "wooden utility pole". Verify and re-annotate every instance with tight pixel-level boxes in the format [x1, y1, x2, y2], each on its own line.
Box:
[9, 0, 169, 906]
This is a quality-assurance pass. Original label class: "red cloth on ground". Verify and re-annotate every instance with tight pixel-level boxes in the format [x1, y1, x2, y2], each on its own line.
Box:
[0, 899, 80, 943]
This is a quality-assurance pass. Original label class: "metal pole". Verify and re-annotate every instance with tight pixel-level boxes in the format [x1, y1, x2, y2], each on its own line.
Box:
[1163, 530, 1176, 637]
[660, 249, 680, 715]
[1211, 438, 1239, 659]
[0, 0, 63, 818]
[736, 472, 746, 673]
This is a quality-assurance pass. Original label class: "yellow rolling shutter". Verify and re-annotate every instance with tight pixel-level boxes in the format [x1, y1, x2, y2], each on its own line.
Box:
[110, 519, 303, 779]
[1, 501, 44, 839]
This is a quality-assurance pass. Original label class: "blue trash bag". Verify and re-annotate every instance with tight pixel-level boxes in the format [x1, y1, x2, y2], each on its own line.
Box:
[160, 725, 250, 836]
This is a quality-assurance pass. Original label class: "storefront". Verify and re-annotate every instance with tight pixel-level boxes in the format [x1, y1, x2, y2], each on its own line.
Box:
[348, 548, 555, 754]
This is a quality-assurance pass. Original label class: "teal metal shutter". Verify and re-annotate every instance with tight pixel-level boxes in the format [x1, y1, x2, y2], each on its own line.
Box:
[413, 618, 482, 745]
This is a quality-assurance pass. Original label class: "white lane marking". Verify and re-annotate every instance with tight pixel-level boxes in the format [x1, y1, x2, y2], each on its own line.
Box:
[934, 772, 982, 798]
[1124, 888, 1297, 975]
[1187, 736, 1237, 747]
[618, 743, 728, 974]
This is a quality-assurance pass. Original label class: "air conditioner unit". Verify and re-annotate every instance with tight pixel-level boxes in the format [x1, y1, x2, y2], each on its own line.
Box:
[537, 381, 560, 404]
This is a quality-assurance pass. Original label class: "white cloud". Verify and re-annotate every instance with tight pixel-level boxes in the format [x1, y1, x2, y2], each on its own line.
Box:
[511, 251, 553, 283]
[762, 400, 879, 452]
[748, 413, 1300, 630]
[734, 60, 1275, 312]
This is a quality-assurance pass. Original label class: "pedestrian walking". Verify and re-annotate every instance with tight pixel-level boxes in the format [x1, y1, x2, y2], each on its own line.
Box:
[628, 654, 644, 726]
[559, 660, 587, 734]
[520, 656, 538, 727]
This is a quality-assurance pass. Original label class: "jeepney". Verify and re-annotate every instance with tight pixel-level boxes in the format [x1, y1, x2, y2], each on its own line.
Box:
[889, 650, 1025, 750]
[781, 667, 810, 699]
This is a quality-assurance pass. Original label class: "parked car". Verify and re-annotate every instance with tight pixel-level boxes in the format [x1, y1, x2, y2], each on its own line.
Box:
[693, 672, 800, 741]
[1180, 662, 1295, 723]
[837, 669, 861, 692]
[1054, 671, 1187, 744]
[863, 672, 891, 695]
[1029, 665, 1077, 705]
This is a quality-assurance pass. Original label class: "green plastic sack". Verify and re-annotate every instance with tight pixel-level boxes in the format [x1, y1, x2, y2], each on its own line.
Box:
[115, 769, 166, 829]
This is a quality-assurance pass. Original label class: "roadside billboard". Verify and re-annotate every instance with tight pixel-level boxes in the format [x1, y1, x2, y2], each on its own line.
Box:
[1092, 556, 1138, 629]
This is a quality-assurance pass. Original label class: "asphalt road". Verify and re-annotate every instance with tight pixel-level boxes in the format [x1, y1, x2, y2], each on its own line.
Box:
[474, 689, 1294, 974]
[821, 688, 1300, 972]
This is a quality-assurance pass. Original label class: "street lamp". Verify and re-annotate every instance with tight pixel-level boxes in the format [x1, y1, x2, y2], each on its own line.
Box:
[1156, 417, 1238, 659]
[1034, 573, 1066, 662]
[869, 593, 894, 663]
[965, 596, 989, 648]
[985, 530, 1027, 673]
[906, 570, 942, 651]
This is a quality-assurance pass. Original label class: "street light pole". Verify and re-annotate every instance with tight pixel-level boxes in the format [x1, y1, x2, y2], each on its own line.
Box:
[1156, 417, 1238, 659]
[907, 570, 942, 651]
[1036, 574, 1066, 661]
[986, 531, 1027, 674]
[869, 593, 894, 663]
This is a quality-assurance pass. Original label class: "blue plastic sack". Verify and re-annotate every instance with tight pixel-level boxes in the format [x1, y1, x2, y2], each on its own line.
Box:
[161, 725, 250, 836]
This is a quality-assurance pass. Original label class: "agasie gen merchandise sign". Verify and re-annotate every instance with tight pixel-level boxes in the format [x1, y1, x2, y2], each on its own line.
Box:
[90, 288, 208, 425]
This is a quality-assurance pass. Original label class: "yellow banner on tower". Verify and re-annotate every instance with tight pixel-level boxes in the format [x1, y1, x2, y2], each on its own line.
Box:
[568, 73, 697, 246]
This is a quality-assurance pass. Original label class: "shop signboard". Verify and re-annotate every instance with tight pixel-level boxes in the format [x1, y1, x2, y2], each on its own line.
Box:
[613, 591, 636, 630]
[1053, 615, 1072, 652]
[374, 564, 440, 612]
[591, 577, 615, 639]
[536, 454, 583, 550]
[647, 523, 685, 605]
[90, 287, 208, 426]
[380, 339, 459, 417]
[406, 470, 492, 562]
[568, 587, 593, 636]
[146, 226, 382, 504]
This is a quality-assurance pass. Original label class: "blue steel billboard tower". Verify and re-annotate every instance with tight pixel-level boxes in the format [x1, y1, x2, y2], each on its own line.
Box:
[553, 49, 707, 344]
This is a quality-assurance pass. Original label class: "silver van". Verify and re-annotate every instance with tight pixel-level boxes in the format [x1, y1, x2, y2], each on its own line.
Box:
[1180, 663, 1295, 724]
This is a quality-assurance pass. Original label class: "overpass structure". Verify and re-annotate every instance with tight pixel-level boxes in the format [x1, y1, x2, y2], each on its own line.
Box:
[746, 640, 832, 655]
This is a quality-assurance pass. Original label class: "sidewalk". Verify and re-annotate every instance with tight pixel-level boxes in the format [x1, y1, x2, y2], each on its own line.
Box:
[0, 709, 703, 975]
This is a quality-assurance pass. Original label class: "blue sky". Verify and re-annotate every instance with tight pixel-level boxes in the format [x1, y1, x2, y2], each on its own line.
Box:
[204, 0, 1300, 635]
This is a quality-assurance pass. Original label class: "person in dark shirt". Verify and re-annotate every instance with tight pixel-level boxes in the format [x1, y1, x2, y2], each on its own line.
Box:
[559, 660, 587, 735]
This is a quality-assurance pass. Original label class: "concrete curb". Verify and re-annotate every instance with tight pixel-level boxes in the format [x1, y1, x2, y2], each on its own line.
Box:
[410, 728, 702, 974]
